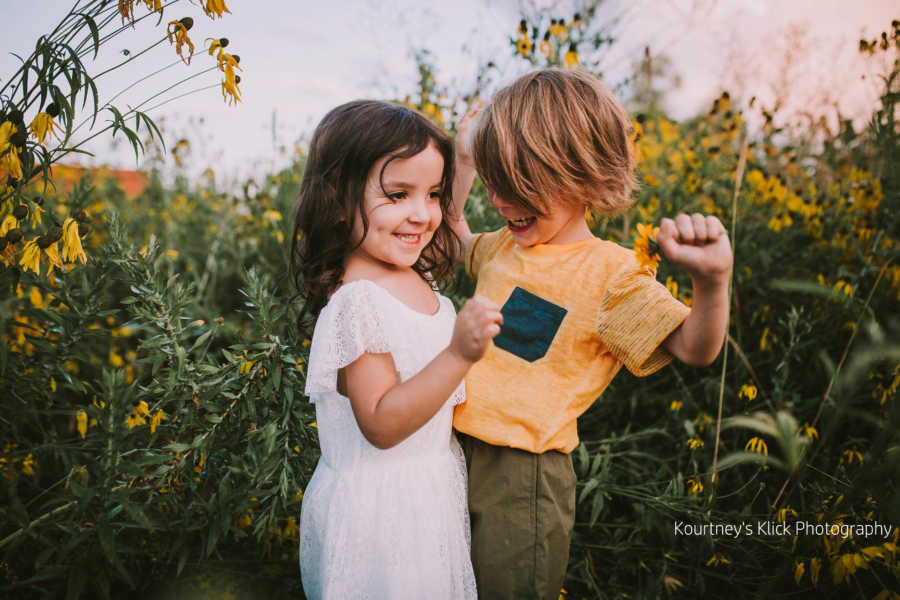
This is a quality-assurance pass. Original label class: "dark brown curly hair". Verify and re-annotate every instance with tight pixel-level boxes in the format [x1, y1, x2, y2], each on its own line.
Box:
[289, 100, 458, 337]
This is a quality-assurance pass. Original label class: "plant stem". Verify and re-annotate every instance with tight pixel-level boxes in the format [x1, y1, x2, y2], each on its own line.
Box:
[708, 136, 748, 503]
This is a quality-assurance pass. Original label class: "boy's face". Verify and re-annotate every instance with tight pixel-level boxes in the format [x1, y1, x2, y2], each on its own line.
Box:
[489, 190, 592, 247]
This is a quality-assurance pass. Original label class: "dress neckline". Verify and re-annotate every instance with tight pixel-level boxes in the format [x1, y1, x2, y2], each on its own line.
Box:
[338, 279, 443, 317]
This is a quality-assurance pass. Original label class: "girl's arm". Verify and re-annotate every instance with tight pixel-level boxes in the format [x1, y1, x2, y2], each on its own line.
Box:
[659, 213, 733, 366]
[341, 295, 502, 449]
[447, 112, 479, 263]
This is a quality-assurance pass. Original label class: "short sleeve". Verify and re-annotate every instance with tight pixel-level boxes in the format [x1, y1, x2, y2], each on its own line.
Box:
[304, 281, 392, 398]
[596, 263, 690, 377]
[465, 229, 504, 280]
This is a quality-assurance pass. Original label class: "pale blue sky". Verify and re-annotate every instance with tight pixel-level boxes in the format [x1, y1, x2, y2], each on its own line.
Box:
[2, 1, 895, 183]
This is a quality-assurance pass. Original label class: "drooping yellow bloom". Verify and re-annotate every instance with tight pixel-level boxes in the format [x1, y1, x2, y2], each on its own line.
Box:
[799, 423, 819, 441]
[687, 477, 703, 495]
[142, 0, 162, 15]
[1, 144, 23, 179]
[19, 239, 41, 275]
[669, 399, 683, 412]
[738, 383, 757, 401]
[745, 436, 768, 455]
[29, 112, 62, 144]
[0, 214, 18, 236]
[62, 217, 87, 263]
[21, 454, 35, 476]
[43, 242, 63, 273]
[167, 19, 195, 65]
[118, 0, 135, 25]
[217, 52, 242, 105]
[0, 121, 15, 154]
[686, 436, 704, 450]
[794, 560, 805, 584]
[539, 32, 554, 59]
[777, 506, 798, 523]
[564, 43, 578, 67]
[809, 557, 821, 586]
[841, 449, 864, 465]
[706, 554, 729, 567]
[203, 0, 231, 19]
[76, 410, 88, 439]
[149, 410, 166, 433]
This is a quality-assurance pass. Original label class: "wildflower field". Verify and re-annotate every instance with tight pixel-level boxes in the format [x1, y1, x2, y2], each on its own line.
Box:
[1, 3, 898, 599]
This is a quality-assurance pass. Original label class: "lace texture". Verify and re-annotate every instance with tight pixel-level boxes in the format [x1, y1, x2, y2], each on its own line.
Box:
[300, 280, 474, 599]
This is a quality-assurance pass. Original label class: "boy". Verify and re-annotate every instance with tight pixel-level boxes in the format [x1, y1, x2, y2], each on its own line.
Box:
[449, 69, 732, 599]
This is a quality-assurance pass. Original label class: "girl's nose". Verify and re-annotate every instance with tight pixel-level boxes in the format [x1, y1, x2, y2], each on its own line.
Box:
[408, 195, 430, 223]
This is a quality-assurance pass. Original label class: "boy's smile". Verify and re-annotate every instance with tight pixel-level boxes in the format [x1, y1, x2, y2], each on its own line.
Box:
[490, 191, 593, 247]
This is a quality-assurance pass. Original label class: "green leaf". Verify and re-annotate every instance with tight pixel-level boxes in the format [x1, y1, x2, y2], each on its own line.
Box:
[76, 13, 101, 59]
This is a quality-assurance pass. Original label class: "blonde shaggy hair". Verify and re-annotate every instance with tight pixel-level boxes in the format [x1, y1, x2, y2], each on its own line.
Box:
[471, 68, 637, 216]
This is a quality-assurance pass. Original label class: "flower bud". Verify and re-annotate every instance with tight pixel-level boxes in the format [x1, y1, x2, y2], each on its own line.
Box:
[46, 226, 63, 243]
[75, 209, 91, 223]
[10, 128, 27, 147]
[13, 204, 28, 220]
[6, 228, 23, 244]
[219, 38, 229, 48]
[8, 109, 24, 124]
[46, 103, 60, 118]
[235, 75, 241, 84]
[232, 54, 240, 63]
[180, 17, 194, 30]
[78, 223, 90, 237]
[37, 234, 53, 249]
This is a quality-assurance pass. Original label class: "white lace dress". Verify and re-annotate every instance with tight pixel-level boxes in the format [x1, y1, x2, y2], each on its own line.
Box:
[299, 280, 476, 600]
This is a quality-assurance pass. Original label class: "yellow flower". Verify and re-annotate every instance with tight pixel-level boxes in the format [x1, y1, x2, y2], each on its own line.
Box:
[109, 347, 124, 367]
[633, 223, 661, 271]
[1, 144, 23, 179]
[564, 43, 578, 67]
[778, 506, 798, 523]
[218, 52, 242, 105]
[809, 556, 821, 586]
[687, 477, 703, 495]
[62, 217, 87, 263]
[167, 19, 195, 65]
[76, 410, 88, 439]
[135, 401, 150, 417]
[539, 32, 554, 59]
[686, 436, 704, 450]
[760, 327, 771, 351]
[738, 384, 757, 402]
[799, 423, 819, 441]
[29, 112, 62, 145]
[206, 37, 228, 57]
[283, 516, 299, 539]
[841, 449, 863, 465]
[19, 239, 41, 274]
[745, 436, 768, 455]
[21, 454, 35, 476]
[0, 121, 16, 154]
[118, 0, 135, 25]
[794, 560, 805, 584]
[203, 0, 231, 19]
[142, 0, 162, 15]
[149, 410, 166, 433]
[669, 399, 683, 412]
[706, 553, 729, 567]
[235, 510, 252, 528]
[665, 276, 678, 298]
[517, 35, 532, 57]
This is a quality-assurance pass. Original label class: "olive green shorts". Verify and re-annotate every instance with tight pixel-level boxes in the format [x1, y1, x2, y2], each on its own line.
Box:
[459, 433, 576, 600]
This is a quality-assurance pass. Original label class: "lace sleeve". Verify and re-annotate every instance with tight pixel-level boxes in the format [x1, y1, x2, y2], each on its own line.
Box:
[304, 281, 392, 398]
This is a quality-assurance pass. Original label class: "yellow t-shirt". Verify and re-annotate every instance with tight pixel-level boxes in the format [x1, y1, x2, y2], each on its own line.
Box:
[453, 228, 690, 453]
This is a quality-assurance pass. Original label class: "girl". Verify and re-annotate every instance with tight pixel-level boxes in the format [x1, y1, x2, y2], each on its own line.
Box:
[290, 100, 502, 600]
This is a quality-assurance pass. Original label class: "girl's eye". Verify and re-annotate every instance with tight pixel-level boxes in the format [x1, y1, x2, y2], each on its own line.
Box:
[387, 191, 406, 201]
[428, 190, 441, 200]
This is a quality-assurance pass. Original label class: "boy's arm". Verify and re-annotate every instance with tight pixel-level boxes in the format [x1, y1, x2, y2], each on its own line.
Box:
[447, 112, 479, 264]
[658, 214, 733, 366]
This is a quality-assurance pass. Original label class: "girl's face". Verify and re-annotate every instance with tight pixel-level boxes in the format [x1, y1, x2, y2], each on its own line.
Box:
[348, 143, 445, 271]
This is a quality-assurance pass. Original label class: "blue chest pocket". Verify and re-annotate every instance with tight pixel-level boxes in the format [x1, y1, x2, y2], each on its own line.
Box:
[494, 286, 567, 362]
